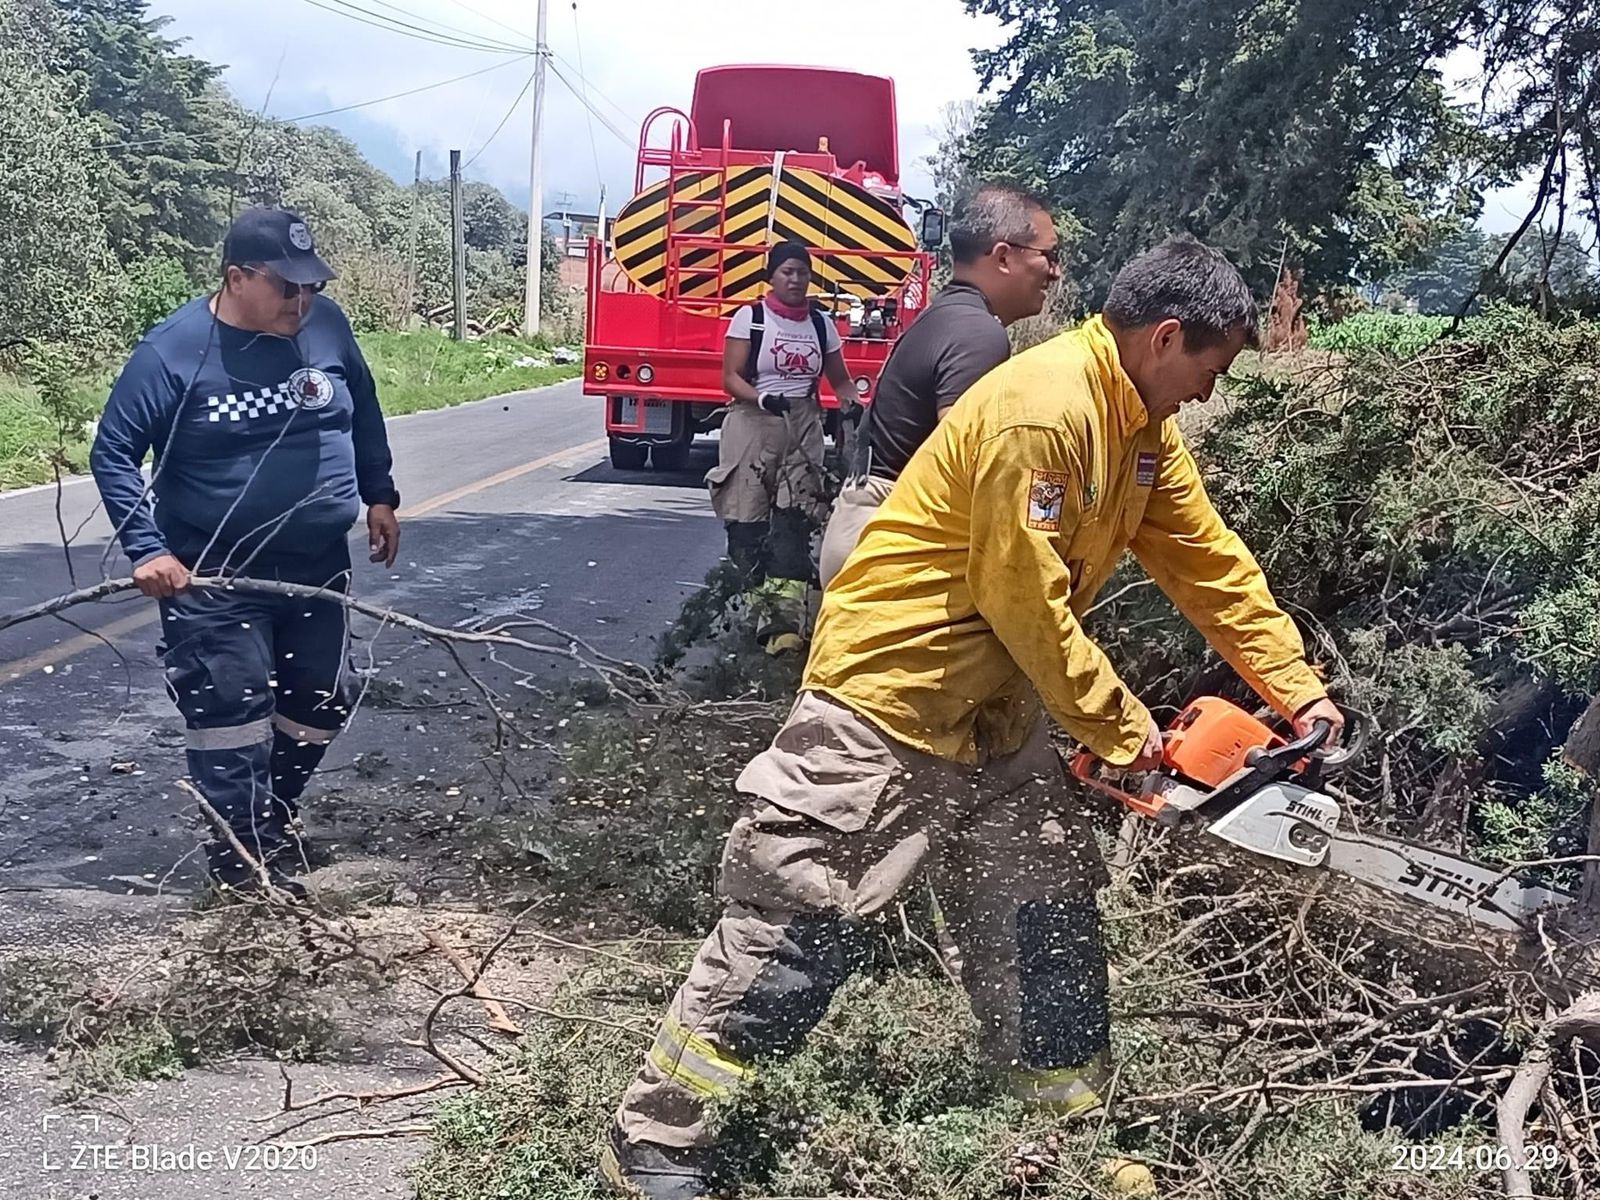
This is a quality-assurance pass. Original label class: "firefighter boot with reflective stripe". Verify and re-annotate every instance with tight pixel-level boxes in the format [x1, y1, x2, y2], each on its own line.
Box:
[598, 1122, 716, 1199]
[750, 577, 808, 654]
[1006, 1050, 1111, 1116]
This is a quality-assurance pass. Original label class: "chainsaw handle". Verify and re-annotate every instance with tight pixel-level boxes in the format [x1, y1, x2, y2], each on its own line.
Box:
[1312, 705, 1370, 770]
[1244, 706, 1369, 775]
[1070, 751, 1164, 820]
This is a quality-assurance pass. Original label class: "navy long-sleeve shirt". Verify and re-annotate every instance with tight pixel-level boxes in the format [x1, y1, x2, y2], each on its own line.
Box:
[91, 296, 396, 578]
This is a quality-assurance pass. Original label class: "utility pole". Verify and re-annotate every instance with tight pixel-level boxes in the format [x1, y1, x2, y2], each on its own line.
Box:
[405, 150, 422, 326]
[597, 184, 608, 258]
[522, 0, 550, 338]
[450, 149, 467, 342]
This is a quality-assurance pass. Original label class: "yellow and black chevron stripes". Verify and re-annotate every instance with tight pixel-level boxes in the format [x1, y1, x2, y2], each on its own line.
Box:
[611, 165, 916, 311]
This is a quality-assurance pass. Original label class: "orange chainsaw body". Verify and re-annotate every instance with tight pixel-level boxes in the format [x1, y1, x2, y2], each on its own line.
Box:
[1069, 696, 1287, 821]
[1163, 697, 1284, 788]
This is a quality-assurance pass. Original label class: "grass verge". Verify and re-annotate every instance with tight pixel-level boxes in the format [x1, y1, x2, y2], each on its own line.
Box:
[0, 368, 114, 491]
[358, 329, 580, 416]
[0, 331, 581, 491]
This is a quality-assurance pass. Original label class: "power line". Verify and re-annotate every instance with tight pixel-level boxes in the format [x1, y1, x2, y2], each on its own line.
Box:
[569, 0, 604, 191]
[463, 67, 538, 168]
[308, 0, 525, 51]
[283, 56, 532, 123]
[78, 57, 528, 151]
[548, 48, 636, 129]
[546, 58, 633, 149]
[439, 0, 538, 45]
[356, 0, 533, 50]
[298, 0, 527, 53]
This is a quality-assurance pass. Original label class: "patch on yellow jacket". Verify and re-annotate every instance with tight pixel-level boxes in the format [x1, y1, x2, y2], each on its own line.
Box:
[1026, 470, 1068, 531]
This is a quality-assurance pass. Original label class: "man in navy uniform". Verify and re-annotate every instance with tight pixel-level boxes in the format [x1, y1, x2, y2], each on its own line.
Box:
[91, 207, 401, 898]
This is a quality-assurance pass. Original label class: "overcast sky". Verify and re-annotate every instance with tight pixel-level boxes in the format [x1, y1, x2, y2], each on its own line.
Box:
[148, 0, 1006, 217]
[150, 0, 1557, 241]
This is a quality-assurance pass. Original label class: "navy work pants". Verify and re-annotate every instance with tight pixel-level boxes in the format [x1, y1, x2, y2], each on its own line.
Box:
[158, 554, 354, 867]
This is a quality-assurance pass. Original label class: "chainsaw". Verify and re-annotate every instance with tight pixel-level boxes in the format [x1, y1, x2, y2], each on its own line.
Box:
[1071, 696, 1574, 934]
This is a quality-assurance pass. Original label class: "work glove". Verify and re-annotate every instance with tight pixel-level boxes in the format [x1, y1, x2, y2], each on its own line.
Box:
[759, 394, 792, 416]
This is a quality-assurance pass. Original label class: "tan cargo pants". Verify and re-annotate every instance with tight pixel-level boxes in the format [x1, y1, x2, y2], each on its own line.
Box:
[705, 395, 828, 525]
[817, 473, 895, 588]
[615, 691, 1112, 1151]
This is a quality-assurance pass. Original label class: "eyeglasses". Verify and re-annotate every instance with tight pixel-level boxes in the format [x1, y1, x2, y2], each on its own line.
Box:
[240, 266, 327, 299]
[1001, 241, 1062, 269]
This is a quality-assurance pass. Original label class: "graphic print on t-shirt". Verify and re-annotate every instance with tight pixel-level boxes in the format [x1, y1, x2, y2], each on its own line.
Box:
[769, 336, 821, 379]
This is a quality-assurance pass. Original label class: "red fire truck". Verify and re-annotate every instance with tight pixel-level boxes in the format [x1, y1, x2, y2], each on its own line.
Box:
[583, 65, 942, 471]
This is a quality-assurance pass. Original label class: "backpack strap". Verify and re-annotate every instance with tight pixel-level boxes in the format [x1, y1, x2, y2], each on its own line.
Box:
[740, 301, 765, 387]
[807, 305, 832, 400]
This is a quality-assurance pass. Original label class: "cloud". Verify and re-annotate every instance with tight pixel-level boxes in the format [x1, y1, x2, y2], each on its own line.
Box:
[152, 0, 1004, 213]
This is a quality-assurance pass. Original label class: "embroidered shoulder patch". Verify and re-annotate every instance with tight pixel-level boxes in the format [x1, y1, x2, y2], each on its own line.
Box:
[1136, 451, 1159, 488]
[1026, 470, 1068, 532]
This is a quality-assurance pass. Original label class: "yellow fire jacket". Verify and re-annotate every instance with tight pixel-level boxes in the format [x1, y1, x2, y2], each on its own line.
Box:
[804, 315, 1327, 766]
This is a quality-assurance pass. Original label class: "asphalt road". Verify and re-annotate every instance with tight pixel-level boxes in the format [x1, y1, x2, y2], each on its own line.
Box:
[0, 380, 727, 1199]
[0, 378, 725, 892]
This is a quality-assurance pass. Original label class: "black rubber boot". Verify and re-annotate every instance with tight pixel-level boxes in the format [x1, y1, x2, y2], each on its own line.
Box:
[723, 521, 768, 591]
[765, 506, 817, 585]
[598, 1122, 716, 1199]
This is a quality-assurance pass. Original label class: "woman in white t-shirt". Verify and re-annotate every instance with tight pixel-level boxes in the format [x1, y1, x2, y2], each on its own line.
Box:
[707, 242, 860, 654]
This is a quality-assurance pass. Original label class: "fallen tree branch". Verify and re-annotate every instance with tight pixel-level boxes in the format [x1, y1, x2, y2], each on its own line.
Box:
[424, 930, 523, 1036]
[179, 780, 391, 970]
[266, 1065, 468, 1119]
[1498, 991, 1600, 1200]
[0, 575, 662, 702]
[273, 1124, 433, 1150]
[178, 780, 296, 904]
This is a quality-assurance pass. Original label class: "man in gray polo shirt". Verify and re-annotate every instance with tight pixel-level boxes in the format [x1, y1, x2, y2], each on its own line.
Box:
[818, 184, 1061, 585]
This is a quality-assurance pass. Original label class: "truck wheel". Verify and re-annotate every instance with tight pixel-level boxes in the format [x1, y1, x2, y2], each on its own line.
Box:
[609, 437, 649, 471]
[651, 437, 692, 472]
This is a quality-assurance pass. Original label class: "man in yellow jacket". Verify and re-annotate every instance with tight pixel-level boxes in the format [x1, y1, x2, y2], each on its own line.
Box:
[602, 237, 1344, 1198]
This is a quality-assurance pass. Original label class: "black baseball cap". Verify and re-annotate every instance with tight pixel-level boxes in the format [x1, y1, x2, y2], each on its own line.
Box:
[221, 207, 336, 285]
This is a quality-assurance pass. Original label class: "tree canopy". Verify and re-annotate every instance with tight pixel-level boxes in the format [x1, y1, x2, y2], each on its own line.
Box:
[0, 0, 563, 356]
[960, 0, 1600, 305]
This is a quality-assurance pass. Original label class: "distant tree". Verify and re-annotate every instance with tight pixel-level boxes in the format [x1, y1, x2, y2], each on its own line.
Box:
[0, 0, 123, 350]
[53, 0, 229, 279]
[1389, 227, 1599, 315]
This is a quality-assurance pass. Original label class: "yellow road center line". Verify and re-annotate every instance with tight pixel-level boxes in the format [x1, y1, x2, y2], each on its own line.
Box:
[0, 436, 609, 686]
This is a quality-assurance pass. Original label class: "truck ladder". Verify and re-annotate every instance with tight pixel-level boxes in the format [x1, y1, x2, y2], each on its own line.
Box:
[662, 118, 734, 314]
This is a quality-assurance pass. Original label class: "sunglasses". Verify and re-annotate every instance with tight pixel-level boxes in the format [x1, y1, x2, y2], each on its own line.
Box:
[1001, 241, 1062, 268]
[240, 266, 328, 299]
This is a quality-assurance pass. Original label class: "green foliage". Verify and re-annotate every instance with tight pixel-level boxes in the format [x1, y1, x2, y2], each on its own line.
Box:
[120, 254, 197, 341]
[1307, 312, 1450, 359]
[1477, 754, 1594, 870]
[530, 706, 778, 932]
[1093, 303, 1600, 856]
[54, 0, 228, 277]
[410, 892, 1505, 1200]
[414, 953, 684, 1200]
[0, 0, 558, 356]
[0, 364, 111, 489]
[0, 903, 379, 1098]
[958, 0, 1599, 310]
